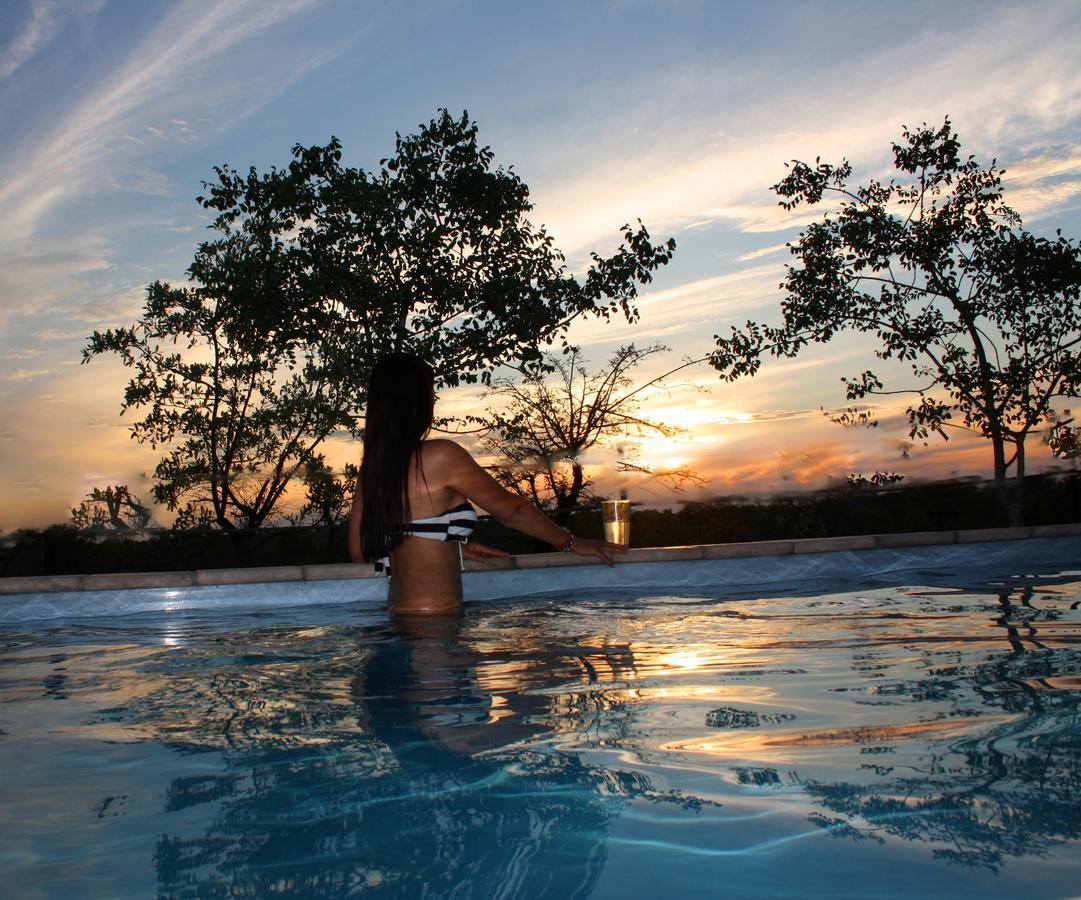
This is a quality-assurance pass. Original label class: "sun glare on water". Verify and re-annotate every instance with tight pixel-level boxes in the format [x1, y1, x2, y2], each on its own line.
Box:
[658, 649, 711, 671]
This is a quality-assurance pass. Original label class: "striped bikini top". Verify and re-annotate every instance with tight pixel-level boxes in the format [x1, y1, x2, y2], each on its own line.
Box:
[402, 501, 478, 543]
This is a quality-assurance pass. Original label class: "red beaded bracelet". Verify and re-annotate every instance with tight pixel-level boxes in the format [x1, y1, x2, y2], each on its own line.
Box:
[556, 531, 576, 552]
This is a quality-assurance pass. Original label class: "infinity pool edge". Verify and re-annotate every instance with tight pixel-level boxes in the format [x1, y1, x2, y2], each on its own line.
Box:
[2, 523, 1078, 596]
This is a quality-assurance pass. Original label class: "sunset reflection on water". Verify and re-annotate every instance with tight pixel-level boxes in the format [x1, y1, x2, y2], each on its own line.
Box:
[2, 570, 1081, 896]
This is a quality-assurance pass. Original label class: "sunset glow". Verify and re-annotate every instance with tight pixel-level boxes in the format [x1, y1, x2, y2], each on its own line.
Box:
[1, 1, 1079, 530]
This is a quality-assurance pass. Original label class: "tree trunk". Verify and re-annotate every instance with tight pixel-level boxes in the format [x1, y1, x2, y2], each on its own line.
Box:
[552, 461, 584, 527]
[104, 490, 130, 529]
[1012, 439, 1027, 527]
[987, 428, 1025, 527]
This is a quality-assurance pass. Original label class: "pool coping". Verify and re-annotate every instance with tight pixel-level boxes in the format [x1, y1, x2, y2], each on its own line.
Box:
[2, 523, 1078, 597]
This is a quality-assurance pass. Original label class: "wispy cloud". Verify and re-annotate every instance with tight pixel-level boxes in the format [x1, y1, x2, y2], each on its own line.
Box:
[65, 284, 146, 325]
[1006, 147, 1081, 182]
[529, 4, 1081, 257]
[0, 0, 362, 334]
[33, 328, 88, 341]
[0, 240, 112, 322]
[567, 264, 785, 345]
[1, 1, 1077, 530]
[2, 348, 42, 360]
[1, 367, 52, 382]
[1008, 178, 1081, 222]
[737, 242, 790, 262]
[0, 0, 66, 81]
[0, 0, 347, 234]
[0, 356, 162, 527]
[1001, 146, 1081, 222]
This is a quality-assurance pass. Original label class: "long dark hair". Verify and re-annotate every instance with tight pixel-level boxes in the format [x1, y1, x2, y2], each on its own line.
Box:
[359, 353, 436, 561]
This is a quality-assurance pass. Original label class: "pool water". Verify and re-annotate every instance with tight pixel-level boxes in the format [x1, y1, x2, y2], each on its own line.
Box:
[2, 561, 1081, 898]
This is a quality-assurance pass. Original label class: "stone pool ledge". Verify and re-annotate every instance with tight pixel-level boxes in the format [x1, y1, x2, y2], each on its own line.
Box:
[2, 523, 1078, 597]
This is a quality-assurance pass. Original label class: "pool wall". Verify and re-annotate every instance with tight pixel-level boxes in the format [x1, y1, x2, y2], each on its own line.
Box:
[1, 525, 1077, 623]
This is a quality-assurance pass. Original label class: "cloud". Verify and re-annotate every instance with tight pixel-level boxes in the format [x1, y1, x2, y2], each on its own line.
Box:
[0, 357, 162, 529]
[646, 403, 1050, 500]
[527, 4, 1081, 257]
[0, 0, 349, 235]
[3, 2, 1078, 529]
[65, 284, 146, 325]
[533, 144, 810, 258]
[0, 0, 362, 330]
[100, 169, 174, 197]
[748, 408, 824, 424]
[567, 263, 785, 345]
[999, 147, 1081, 221]
[0, 0, 66, 82]
[737, 242, 790, 262]
[1008, 179, 1081, 222]
[33, 328, 87, 341]
[0, 240, 113, 322]
[1005, 147, 1081, 182]
[1, 249, 110, 273]
[1, 368, 52, 382]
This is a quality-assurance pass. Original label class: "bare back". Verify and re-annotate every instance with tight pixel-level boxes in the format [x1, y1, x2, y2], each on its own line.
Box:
[386, 440, 473, 614]
[349, 437, 611, 615]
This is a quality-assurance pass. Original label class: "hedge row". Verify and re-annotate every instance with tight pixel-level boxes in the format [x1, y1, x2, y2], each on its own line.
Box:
[2, 473, 1076, 577]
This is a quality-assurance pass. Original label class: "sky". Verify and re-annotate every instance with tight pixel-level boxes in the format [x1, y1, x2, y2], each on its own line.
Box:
[1, 0, 1080, 531]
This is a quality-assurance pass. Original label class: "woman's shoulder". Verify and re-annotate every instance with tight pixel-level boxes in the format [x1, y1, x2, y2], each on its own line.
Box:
[421, 437, 466, 454]
[419, 438, 472, 465]
[417, 439, 478, 491]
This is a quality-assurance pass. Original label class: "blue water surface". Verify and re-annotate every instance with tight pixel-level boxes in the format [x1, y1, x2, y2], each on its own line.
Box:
[2, 554, 1080, 898]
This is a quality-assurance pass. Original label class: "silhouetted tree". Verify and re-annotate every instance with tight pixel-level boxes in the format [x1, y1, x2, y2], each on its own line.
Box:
[710, 119, 1081, 525]
[1044, 408, 1081, 527]
[84, 110, 675, 529]
[290, 457, 358, 527]
[845, 471, 905, 490]
[478, 344, 704, 523]
[70, 485, 154, 529]
[1046, 409, 1080, 463]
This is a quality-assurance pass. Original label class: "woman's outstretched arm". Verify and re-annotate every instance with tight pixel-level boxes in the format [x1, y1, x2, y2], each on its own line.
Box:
[429, 440, 626, 567]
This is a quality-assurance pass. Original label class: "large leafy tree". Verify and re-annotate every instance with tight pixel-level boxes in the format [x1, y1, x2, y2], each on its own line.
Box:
[479, 344, 705, 524]
[85, 110, 675, 529]
[709, 119, 1081, 524]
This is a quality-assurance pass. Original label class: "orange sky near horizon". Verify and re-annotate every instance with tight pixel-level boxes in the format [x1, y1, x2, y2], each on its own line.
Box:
[1, 335, 1059, 533]
[1, 1, 1078, 533]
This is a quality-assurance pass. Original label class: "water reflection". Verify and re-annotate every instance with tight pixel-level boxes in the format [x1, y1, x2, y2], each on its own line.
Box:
[111, 612, 699, 897]
[796, 582, 1081, 872]
[4, 573, 1081, 895]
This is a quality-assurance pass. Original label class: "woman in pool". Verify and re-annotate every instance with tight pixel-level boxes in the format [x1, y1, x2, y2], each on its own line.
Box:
[348, 352, 625, 615]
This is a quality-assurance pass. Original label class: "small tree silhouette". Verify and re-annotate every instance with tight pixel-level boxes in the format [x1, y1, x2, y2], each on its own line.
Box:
[478, 344, 705, 523]
[70, 485, 154, 529]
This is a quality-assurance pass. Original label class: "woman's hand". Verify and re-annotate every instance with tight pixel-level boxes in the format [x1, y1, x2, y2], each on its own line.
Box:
[461, 542, 513, 565]
[569, 537, 627, 568]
